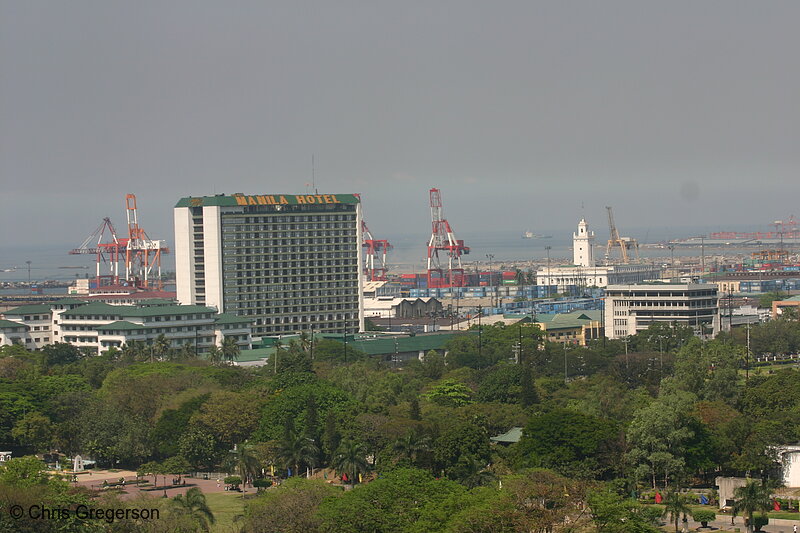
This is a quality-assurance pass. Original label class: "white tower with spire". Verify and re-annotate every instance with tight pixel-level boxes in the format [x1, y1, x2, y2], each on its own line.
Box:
[573, 218, 595, 267]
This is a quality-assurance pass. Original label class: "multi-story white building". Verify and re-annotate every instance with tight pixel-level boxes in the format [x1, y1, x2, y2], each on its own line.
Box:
[536, 218, 661, 290]
[604, 283, 720, 339]
[0, 319, 29, 347]
[174, 193, 364, 338]
[0, 300, 252, 354]
[1, 304, 54, 349]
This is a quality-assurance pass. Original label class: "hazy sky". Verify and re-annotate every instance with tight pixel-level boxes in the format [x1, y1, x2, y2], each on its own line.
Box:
[2, 1, 800, 250]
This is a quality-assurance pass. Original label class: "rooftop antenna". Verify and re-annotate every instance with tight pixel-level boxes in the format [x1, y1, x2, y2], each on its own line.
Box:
[312, 154, 317, 194]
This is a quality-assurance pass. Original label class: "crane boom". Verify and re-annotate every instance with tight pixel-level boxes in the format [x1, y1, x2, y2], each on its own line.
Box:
[605, 206, 639, 263]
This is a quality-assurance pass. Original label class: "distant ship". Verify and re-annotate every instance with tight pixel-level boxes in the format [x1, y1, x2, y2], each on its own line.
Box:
[522, 232, 553, 239]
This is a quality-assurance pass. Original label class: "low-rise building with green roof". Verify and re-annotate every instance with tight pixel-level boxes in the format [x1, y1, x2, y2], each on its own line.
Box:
[239, 331, 475, 367]
[1, 304, 54, 349]
[0, 319, 27, 347]
[505, 310, 603, 346]
[1, 299, 253, 355]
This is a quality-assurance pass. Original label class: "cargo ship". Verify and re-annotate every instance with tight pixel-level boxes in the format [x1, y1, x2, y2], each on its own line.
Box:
[670, 216, 800, 246]
[522, 231, 552, 239]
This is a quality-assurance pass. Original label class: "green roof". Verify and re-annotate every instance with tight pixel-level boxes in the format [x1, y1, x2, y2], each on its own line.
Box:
[122, 305, 216, 317]
[61, 303, 131, 317]
[175, 193, 360, 208]
[350, 332, 474, 356]
[507, 310, 601, 330]
[257, 333, 347, 348]
[95, 321, 146, 332]
[540, 310, 601, 330]
[258, 332, 471, 356]
[551, 310, 601, 322]
[215, 313, 253, 325]
[2, 304, 52, 315]
[61, 303, 215, 318]
[51, 298, 87, 306]
[491, 427, 523, 444]
[232, 348, 273, 362]
[783, 295, 800, 302]
[137, 299, 177, 306]
[0, 319, 25, 329]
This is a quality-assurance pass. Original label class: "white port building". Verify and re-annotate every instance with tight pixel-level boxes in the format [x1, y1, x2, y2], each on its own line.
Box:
[536, 218, 661, 290]
[604, 282, 720, 339]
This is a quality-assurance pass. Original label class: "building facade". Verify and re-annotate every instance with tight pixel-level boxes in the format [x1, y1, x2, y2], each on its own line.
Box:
[174, 193, 364, 338]
[534, 310, 603, 346]
[604, 283, 720, 339]
[363, 297, 443, 319]
[0, 304, 53, 349]
[0, 300, 252, 354]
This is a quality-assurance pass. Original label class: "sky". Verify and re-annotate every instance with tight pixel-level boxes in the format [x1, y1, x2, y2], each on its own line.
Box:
[2, 1, 800, 251]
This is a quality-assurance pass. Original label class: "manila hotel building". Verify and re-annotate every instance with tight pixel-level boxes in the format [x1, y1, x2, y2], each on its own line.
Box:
[174, 193, 364, 338]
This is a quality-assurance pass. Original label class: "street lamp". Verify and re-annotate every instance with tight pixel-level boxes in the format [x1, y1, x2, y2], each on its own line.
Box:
[668, 244, 675, 280]
[486, 254, 495, 308]
[477, 305, 483, 358]
[545, 246, 552, 298]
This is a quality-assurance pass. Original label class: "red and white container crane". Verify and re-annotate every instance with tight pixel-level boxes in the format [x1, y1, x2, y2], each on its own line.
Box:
[69, 194, 169, 289]
[427, 188, 469, 288]
[361, 220, 392, 281]
[124, 194, 169, 288]
[69, 217, 125, 286]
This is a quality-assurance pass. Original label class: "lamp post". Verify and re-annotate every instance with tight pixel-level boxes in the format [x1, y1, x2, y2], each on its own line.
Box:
[701, 235, 705, 276]
[668, 244, 675, 279]
[545, 246, 552, 298]
[746, 321, 751, 383]
[486, 254, 495, 308]
[477, 305, 483, 359]
[26, 260, 32, 294]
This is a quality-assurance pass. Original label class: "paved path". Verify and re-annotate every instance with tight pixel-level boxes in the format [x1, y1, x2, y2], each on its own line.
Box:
[679, 513, 800, 532]
[70, 470, 236, 500]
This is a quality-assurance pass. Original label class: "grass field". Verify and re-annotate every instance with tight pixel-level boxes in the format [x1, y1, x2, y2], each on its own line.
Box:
[205, 492, 248, 533]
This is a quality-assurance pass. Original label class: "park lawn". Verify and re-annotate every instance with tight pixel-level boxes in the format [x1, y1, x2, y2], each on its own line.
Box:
[741, 362, 800, 376]
[767, 510, 800, 520]
[205, 492, 248, 533]
[653, 502, 799, 520]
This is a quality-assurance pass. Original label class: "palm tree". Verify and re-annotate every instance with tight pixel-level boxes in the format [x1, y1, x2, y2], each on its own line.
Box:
[391, 431, 431, 467]
[181, 341, 196, 360]
[332, 439, 369, 485]
[224, 443, 262, 491]
[171, 487, 215, 531]
[455, 456, 497, 489]
[661, 490, 691, 533]
[272, 340, 284, 373]
[276, 429, 319, 477]
[221, 336, 240, 364]
[733, 479, 774, 533]
[298, 331, 312, 353]
[206, 345, 223, 366]
[153, 334, 171, 361]
[121, 340, 146, 362]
